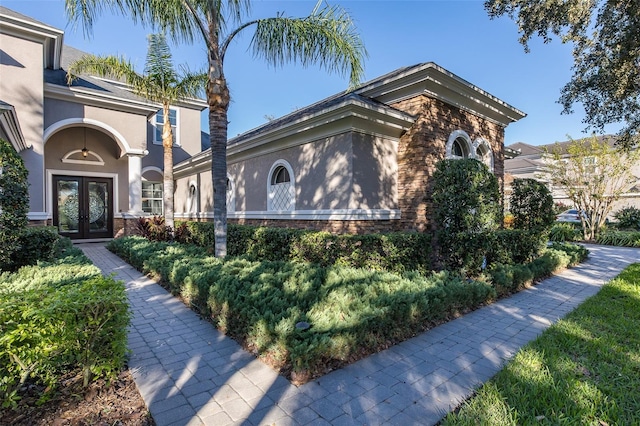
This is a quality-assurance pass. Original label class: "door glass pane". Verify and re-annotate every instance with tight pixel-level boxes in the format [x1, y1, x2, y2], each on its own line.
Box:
[88, 181, 109, 233]
[57, 180, 79, 233]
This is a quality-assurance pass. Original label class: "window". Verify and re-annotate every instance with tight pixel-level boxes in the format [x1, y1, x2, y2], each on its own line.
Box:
[474, 138, 494, 171]
[267, 160, 295, 211]
[187, 183, 198, 214]
[446, 130, 472, 159]
[226, 177, 235, 213]
[154, 108, 179, 146]
[142, 181, 163, 215]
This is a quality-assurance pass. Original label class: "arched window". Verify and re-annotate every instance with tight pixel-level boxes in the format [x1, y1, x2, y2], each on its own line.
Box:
[187, 182, 198, 215]
[446, 130, 472, 160]
[226, 176, 235, 213]
[267, 160, 295, 211]
[474, 138, 494, 171]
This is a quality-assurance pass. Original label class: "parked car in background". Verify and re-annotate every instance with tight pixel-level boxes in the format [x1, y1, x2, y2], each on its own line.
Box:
[556, 209, 586, 223]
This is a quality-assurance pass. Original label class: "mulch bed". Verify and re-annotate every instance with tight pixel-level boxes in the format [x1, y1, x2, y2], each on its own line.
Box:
[0, 369, 154, 426]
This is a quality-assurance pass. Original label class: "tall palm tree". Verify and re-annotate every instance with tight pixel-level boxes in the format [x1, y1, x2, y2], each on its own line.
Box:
[65, 0, 366, 257]
[67, 33, 207, 231]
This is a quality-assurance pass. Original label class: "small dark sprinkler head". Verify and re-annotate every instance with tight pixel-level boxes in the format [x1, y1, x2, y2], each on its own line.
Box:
[295, 321, 311, 331]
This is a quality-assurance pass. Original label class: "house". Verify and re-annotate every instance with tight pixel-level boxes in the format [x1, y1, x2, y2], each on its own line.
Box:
[173, 63, 526, 233]
[504, 138, 640, 214]
[0, 6, 207, 240]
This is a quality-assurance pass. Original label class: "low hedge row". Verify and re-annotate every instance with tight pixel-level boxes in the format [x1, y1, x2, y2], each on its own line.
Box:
[488, 242, 589, 297]
[108, 236, 495, 381]
[0, 238, 130, 407]
[107, 237, 587, 382]
[180, 222, 433, 275]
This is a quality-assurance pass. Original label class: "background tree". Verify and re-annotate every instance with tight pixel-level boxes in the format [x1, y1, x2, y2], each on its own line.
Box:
[67, 33, 206, 231]
[64, 0, 366, 257]
[540, 136, 640, 240]
[485, 0, 640, 149]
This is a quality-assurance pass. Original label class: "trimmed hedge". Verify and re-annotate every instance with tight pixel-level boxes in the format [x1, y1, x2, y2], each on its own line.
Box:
[488, 242, 589, 297]
[179, 222, 433, 275]
[0, 238, 130, 406]
[108, 236, 493, 381]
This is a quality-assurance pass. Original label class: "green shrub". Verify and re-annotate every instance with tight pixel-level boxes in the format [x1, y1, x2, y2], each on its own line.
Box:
[596, 229, 640, 247]
[549, 222, 581, 242]
[489, 229, 547, 265]
[613, 206, 640, 230]
[109, 236, 493, 381]
[8, 227, 59, 269]
[510, 178, 556, 233]
[0, 139, 29, 271]
[0, 247, 130, 406]
[432, 159, 501, 274]
[487, 243, 588, 296]
[177, 222, 433, 274]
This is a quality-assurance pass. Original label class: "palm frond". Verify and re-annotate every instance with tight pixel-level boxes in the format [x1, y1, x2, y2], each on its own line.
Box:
[248, 2, 367, 89]
[66, 54, 142, 87]
[175, 66, 208, 99]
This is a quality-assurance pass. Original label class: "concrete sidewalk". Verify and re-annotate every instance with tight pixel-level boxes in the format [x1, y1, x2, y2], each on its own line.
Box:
[78, 243, 640, 426]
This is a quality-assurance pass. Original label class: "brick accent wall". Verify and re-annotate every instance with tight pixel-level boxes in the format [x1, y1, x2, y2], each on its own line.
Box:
[392, 95, 505, 233]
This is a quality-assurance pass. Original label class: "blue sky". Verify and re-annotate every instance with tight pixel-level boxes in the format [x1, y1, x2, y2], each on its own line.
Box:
[3, 0, 622, 146]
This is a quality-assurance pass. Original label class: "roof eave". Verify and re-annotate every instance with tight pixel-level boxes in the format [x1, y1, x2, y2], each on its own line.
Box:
[45, 83, 160, 115]
[0, 103, 28, 151]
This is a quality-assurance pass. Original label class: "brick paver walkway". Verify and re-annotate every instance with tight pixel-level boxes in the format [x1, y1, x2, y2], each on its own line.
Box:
[77, 243, 640, 426]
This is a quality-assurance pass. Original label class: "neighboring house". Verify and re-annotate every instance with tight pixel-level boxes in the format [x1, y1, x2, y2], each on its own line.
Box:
[174, 63, 526, 233]
[504, 138, 640, 215]
[0, 6, 206, 240]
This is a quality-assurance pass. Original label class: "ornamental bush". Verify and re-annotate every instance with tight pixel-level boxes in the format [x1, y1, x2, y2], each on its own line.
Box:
[0, 139, 29, 271]
[179, 222, 433, 274]
[0, 244, 130, 406]
[510, 178, 556, 233]
[613, 206, 640, 230]
[432, 159, 501, 274]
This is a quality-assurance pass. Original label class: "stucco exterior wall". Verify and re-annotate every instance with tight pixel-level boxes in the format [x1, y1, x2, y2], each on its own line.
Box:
[351, 133, 398, 210]
[143, 106, 204, 174]
[44, 127, 130, 213]
[44, 98, 148, 153]
[1, 33, 46, 213]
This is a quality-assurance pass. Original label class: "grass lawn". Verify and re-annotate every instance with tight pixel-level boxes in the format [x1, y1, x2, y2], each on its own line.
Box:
[442, 263, 640, 425]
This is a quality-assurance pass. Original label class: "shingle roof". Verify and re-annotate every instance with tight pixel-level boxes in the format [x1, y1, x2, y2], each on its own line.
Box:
[0, 6, 51, 27]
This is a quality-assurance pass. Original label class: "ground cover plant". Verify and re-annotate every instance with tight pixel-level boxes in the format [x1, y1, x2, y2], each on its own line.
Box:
[442, 263, 640, 425]
[108, 236, 587, 383]
[596, 228, 640, 248]
[0, 237, 130, 410]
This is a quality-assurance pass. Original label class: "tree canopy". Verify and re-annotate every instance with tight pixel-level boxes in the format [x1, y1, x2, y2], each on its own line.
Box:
[485, 0, 640, 149]
[540, 136, 640, 240]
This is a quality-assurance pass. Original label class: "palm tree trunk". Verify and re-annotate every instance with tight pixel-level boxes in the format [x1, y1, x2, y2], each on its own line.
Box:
[162, 104, 175, 232]
[207, 43, 230, 257]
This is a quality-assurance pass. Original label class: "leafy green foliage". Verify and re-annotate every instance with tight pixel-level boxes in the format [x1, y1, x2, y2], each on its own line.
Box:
[549, 222, 581, 242]
[596, 229, 640, 248]
[489, 229, 548, 265]
[178, 222, 433, 274]
[485, 1, 640, 148]
[0, 243, 130, 406]
[9, 227, 59, 270]
[509, 178, 555, 233]
[613, 206, 640, 230]
[488, 243, 588, 297]
[432, 159, 501, 274]
[108, 236, 493, 381]
[444, 263, 640, 425]
[0, 139, 29, 271]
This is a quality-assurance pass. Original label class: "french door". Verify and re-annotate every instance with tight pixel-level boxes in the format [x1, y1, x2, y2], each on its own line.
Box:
[53, 176, 113, 239]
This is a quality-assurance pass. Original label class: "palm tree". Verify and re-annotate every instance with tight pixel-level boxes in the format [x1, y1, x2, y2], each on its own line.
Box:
[67, 33, 207, 231]
[65, 0, 366, 257]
